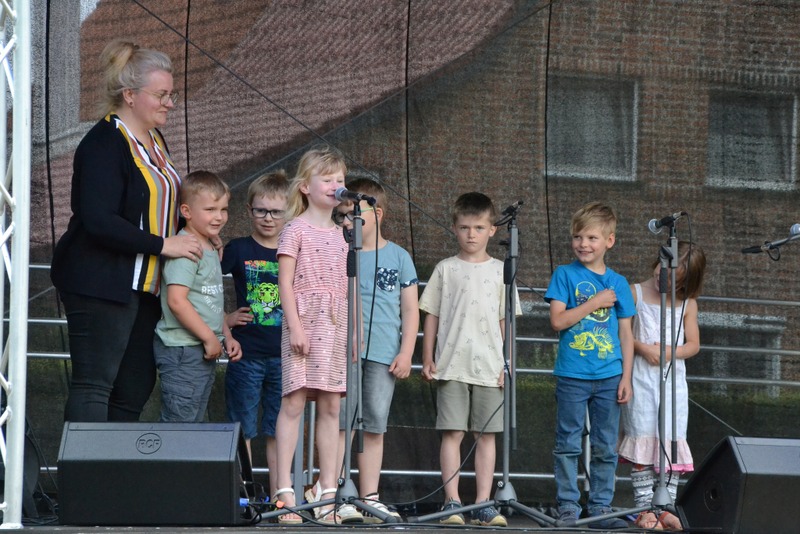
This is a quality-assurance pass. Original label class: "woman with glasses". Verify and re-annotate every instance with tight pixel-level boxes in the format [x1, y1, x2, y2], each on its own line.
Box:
[51, 39, 203, 422]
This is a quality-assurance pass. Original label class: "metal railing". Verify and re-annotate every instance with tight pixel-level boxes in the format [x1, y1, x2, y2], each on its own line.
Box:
[19, 270, 800, 494]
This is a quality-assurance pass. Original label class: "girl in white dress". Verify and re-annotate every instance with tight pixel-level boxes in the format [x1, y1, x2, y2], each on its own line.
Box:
[618, 242, 706, 530]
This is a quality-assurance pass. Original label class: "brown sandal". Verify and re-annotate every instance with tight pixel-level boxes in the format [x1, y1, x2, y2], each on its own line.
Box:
[634, 510, 683, 531]
[657, 510, 683, 530]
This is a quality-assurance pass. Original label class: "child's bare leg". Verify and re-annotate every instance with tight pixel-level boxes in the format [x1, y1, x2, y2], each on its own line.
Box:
[266, 436, 277, 499]
[474, 432, 496, 502]
[440, 430, 465, 502]
[274, 388, 307, 505]
[336, 429, 384, 495]
[358, 431, 384, 496]
[315, 391, 343, 495]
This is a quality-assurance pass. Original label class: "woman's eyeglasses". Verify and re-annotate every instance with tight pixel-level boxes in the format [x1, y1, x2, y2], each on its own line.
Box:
[139, 89, 181, 106]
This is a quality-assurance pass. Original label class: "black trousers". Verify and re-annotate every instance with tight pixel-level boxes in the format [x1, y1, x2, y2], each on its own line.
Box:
[61, 290, 160, 422]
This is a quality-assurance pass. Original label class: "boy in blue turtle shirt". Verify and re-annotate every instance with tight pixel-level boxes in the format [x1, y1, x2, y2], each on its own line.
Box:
[545, 201, 635, 530]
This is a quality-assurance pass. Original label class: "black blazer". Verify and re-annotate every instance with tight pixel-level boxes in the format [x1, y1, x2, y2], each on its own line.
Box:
[51, 116, 167, 304]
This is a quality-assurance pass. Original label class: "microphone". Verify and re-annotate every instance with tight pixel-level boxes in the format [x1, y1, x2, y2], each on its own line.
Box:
[648, 211, 686, 235]
[335, 187, 376, 205]
[500, 200, 524, 217]
[742, 224, 800, 254]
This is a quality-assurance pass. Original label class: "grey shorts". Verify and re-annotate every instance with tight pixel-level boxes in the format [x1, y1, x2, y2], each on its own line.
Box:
[154, 337, 217, 422]
[435, 380, 504, 433]
[339, 359, 396, 434]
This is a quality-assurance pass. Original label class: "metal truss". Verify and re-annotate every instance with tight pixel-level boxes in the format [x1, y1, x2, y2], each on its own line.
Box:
[0, 0, 31, 529]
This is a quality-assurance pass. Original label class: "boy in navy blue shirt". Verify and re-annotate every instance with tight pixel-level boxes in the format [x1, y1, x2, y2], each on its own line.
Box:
[221, 170, 288, 501]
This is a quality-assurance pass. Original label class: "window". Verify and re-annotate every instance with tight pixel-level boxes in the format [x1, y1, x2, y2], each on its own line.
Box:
[546, 75, 638, 181]
[707, 90, 796, 190]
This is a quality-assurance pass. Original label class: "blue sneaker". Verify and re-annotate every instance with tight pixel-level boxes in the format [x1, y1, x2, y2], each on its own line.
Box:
[439, 499, 465, 525]
[556, 508, 579, 527]
[471, 502, 507, 527]
[588, 507, 628, 530]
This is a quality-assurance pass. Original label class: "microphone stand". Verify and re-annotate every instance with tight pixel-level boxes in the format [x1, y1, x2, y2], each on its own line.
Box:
[653, 227, 679, 511]
[491, 204, 555, 527]
[742, 226, 800, 260]
[337, 203, 395, 522]
[408, 202, 555, 527]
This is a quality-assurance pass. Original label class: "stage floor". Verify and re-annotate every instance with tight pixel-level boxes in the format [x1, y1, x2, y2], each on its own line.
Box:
[18, 513, 710, 533]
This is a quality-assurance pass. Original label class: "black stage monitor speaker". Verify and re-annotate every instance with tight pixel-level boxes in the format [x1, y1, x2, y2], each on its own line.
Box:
[57, 422, 252, 526]
[676, 436, 800, 534]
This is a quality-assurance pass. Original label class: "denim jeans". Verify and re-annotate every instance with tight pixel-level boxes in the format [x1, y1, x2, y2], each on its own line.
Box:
[553, 375, 621, 515]
[61, 291, 160, 422]
[225, 357, 282, 439]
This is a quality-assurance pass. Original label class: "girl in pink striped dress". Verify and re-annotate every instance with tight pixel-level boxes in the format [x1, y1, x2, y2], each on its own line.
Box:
[272, 146, 349, 524]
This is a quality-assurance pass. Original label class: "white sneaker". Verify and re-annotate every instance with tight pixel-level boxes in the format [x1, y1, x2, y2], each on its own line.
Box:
[337, 503, 364, 524]
[363, 493, 402, 523]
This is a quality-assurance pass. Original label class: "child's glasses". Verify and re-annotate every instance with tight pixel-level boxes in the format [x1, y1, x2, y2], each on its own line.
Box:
[250, 208, 286, 219]
[332, 207, 374, 225]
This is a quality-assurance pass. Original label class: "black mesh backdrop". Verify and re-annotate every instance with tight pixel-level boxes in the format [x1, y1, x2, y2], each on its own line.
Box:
[29, 0, 800, 508]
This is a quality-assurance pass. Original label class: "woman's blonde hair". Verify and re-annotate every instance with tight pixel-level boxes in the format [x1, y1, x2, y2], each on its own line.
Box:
[286, 145, 348, 219]
[99, 39, 172, 117]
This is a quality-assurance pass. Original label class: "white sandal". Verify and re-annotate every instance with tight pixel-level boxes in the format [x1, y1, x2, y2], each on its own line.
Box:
[304, 481, 341, 523]
[273, 487, 303, 525]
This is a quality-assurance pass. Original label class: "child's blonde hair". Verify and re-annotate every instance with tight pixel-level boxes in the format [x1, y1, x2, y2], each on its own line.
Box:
[286, 145, 348, 219]
[248, 169, 289, 205]
[181, 170, 230, 204]
[570, 201, 617, 236]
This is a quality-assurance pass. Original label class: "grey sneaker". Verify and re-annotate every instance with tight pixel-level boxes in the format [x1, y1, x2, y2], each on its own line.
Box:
[439, 498, 465, 525]
[471, 503, 507, 527]
[557, 507, 579, 527]
[362, 493, 401, 523]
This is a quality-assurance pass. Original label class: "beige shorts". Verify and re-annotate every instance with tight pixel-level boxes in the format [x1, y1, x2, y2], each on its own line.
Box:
[435, 380, 504, 433]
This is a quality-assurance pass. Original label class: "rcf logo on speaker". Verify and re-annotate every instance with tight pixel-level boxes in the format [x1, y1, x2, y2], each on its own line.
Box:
[136, 433, 162, 454]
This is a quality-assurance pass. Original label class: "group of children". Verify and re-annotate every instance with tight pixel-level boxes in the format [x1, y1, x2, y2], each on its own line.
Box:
[154, 144, 706, 529]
